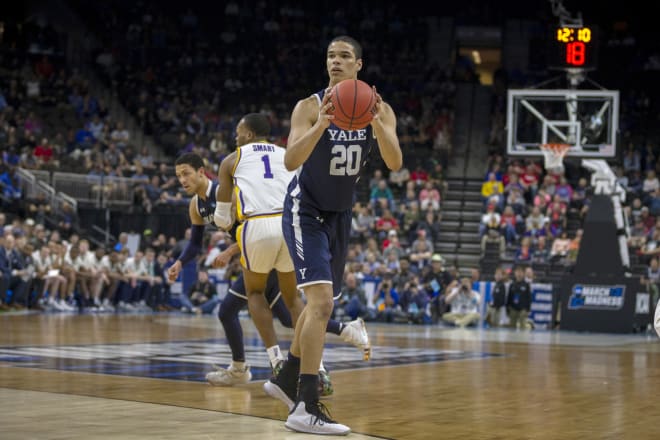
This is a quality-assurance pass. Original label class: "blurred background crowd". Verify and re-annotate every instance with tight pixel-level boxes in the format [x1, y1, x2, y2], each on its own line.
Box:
[1, 1, 658, 329]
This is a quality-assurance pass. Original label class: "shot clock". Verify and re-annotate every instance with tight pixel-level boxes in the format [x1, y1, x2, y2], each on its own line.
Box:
[548, 25, 598, 70]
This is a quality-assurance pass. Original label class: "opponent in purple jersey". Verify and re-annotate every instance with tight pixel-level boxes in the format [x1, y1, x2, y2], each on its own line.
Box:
[265, 35, 402, 435]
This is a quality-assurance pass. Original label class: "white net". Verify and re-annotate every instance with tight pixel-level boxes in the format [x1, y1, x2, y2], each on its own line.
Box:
[541, 144, 569, 172]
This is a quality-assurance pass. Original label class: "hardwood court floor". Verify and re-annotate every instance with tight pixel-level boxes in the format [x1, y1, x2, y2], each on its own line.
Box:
[1, 312, 659, 440]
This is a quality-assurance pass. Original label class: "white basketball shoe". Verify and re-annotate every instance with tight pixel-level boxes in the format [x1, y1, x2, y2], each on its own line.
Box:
[206, 364, 252, 386]
[285, 401, 350, 436]
[340, 318, 372, 360]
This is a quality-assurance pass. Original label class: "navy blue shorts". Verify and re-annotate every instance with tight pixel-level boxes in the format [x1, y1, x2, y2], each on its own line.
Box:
[282, 194, 351, 296]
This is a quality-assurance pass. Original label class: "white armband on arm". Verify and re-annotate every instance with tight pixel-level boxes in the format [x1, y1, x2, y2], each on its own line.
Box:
[213, 201, 234, 230]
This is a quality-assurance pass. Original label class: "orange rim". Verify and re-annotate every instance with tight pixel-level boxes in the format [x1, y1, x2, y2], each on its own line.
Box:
[540, 143, 570, 155]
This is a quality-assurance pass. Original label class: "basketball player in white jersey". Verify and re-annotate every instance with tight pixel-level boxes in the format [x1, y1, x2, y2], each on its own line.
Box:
[172, 149, 367, 390]
[214, 113, 305, 351]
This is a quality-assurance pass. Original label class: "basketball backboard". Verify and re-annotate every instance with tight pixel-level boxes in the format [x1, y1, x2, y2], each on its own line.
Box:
[506, 88, 619, 158]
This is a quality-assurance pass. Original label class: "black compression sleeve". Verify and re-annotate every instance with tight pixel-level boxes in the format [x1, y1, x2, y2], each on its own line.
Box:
[177, 224, 205, 265]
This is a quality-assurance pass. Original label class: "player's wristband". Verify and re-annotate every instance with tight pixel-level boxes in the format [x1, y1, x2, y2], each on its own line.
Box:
[213, 201, 234, 230]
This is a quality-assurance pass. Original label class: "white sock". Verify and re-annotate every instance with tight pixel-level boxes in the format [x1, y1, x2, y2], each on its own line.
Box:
[231, 361, 246, 371]
[267, 345, 284, 368]
[319, 359, 326, 372]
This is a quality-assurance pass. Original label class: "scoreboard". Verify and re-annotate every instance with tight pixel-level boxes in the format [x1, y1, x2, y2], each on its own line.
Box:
[548, 25, 599, 70]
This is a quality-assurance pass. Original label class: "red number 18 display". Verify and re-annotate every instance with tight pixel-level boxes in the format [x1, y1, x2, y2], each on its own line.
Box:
[566, 42, 585, 66]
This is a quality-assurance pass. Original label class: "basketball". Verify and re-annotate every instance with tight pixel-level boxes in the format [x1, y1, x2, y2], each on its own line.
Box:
[330, 79, 376, 131]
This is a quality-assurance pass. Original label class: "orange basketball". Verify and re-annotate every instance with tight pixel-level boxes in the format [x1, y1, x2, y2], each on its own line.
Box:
[330, 79, 376, 131]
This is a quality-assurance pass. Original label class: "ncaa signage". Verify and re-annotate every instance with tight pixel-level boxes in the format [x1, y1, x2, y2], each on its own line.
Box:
[568, 284, 625, 311]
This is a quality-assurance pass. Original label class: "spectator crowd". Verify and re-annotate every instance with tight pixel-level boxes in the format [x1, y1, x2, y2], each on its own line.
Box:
[1, 1, 658, 332]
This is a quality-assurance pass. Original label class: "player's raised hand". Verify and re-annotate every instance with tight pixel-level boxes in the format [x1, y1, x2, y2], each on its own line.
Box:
[317, 88, 335, 128]
[370, 86, 383, 122]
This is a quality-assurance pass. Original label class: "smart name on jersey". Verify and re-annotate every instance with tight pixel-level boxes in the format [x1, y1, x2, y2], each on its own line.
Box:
[568, 284, 626, 310]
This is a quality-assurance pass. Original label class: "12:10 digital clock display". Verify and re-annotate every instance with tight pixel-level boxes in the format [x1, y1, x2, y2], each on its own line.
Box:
[556, 27, 591, 43]
[553, 26, 596, 68]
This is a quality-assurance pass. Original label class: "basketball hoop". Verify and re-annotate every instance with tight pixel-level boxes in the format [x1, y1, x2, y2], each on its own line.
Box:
[540, 143, 570, 172]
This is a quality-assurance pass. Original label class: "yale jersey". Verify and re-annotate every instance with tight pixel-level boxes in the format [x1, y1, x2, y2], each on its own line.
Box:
[233, 142, 294, 221]
[195, 179, 219, 226]
[288, 88, 376, 212]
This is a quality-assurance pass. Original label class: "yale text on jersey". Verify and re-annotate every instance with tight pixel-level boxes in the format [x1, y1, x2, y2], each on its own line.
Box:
[328, 128, 368, 142]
